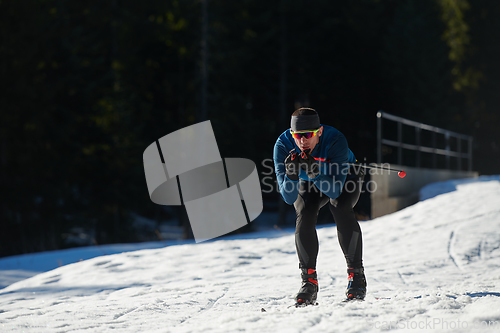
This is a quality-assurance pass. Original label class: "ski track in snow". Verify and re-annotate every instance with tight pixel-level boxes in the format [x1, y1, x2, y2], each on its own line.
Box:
[1, 176, 500, 332]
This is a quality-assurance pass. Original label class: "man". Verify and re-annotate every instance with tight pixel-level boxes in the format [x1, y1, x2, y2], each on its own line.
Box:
[273, 107, 366, 305]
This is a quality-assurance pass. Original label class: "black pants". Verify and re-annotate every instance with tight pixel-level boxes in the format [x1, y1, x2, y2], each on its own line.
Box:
[294, 172, 364, 270]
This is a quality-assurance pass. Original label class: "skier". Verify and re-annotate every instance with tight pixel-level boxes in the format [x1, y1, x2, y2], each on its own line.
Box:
[273, 107, 366, 305]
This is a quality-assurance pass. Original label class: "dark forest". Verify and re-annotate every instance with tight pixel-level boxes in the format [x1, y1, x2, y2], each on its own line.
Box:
[1, 0, 499, 257]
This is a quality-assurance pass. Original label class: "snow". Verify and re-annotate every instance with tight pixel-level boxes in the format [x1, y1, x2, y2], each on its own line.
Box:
[1, 176, 500, 332]
[0, 241, 193, 289]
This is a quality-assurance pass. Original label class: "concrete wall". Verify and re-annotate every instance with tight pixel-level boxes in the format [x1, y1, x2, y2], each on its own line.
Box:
[370, 165, 478, 218]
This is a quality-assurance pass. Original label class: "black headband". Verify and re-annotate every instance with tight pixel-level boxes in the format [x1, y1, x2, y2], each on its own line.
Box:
[291, 114, 320, 132]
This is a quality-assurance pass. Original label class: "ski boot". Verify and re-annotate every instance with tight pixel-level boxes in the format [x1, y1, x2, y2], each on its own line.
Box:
[295, 268, 319, 306]
[345, 267, 366, 301]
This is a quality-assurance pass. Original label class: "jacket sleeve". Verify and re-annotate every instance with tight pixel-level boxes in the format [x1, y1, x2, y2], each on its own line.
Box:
[312, 133, 350, 200]
[273, 139, 300, 205]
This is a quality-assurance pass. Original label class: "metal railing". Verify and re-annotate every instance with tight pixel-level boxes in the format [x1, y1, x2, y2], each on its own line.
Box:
[376, 111, 473, 171]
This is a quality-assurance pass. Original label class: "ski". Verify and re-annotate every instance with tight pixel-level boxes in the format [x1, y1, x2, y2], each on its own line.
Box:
[260, 300, 318, 312]
[337, 292, 366, 305]
[288, 300, 319, 308]
[342, 297, 364, 303]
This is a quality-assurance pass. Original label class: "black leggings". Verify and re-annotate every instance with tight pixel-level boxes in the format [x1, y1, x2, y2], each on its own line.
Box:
[294, 174, 364, 270]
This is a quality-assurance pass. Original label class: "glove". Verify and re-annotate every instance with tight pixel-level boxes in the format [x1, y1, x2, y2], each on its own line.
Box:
[299, 149, 320, 179]
[284, 150, 300, 181]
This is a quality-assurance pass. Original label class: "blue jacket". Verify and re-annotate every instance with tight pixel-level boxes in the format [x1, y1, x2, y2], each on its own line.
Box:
[273, 125, 356, 205]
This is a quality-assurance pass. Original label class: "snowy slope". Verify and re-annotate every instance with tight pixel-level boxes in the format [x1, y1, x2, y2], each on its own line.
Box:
[0, 241, 191, 289]
[1, 177, 500, 332]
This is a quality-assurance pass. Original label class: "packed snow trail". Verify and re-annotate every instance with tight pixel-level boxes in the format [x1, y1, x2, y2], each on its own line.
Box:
[1, 177, 500, 332]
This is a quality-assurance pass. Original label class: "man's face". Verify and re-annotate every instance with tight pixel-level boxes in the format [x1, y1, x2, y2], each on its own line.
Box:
[292, 126, 323, 152]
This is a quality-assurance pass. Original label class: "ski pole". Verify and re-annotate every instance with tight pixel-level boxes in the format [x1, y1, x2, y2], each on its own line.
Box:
[347, 163, 406, 178]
